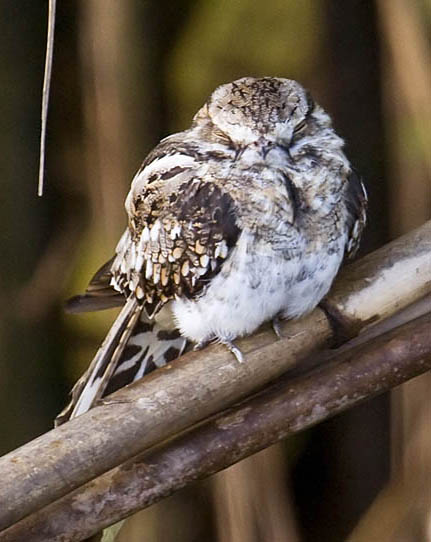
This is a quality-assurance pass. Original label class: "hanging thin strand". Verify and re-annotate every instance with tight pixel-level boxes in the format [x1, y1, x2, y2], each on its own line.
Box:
[38, 0, 56, 197]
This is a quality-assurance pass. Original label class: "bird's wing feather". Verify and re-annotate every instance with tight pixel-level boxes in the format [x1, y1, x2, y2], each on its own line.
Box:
[65, 257, 125, 313]
[111, 161, 242, 316]
[65, 134, 241, 316]
[345, 169, 368, 258]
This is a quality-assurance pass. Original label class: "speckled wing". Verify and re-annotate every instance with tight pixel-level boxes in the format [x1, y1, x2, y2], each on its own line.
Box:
[345, 169, 367, 258]
[111, 172, 241, 317]
[68, 132, 241, 316]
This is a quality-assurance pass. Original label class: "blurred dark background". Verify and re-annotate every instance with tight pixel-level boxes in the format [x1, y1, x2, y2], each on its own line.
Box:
[1, 1, 430, 541]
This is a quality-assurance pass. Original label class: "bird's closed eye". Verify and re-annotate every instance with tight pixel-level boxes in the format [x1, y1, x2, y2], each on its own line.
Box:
[293, 119, 307, 134]
[213, 128, 235, 147]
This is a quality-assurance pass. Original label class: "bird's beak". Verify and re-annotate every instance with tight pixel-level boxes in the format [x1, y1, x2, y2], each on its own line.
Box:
[262, 142, 298, 171]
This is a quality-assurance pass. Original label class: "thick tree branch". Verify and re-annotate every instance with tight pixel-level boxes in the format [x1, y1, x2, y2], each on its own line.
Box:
[0, 221, 430, 536]
[1, 313, 431, 542]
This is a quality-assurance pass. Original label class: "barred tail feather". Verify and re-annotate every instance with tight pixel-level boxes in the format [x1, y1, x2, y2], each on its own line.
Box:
[56, 300, 187, 426]
[56, 297, 141, 424]
[104, 319, 188, 396]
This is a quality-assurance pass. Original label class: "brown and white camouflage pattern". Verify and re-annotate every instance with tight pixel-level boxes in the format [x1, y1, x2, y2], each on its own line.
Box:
[58, 77, 367, 424]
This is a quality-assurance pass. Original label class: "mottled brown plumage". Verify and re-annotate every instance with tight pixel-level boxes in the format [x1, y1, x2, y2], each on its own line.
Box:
[58, 77, 367, 424]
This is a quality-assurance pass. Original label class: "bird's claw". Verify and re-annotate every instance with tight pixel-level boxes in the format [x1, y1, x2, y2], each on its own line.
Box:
[272, 316, 283, 339]
[219, 339, 245, 363]
[193, 339, 211, 351]
[194, 337, 244, 363]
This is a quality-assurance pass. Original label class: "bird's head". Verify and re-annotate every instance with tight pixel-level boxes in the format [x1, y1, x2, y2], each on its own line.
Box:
[193, 77, 332, 151]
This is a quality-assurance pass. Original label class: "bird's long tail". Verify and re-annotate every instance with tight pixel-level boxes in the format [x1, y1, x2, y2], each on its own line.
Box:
[56, 298, 187, 425]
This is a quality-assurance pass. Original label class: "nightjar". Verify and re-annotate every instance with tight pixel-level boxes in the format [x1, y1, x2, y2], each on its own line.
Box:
[57, 77, 367, 424]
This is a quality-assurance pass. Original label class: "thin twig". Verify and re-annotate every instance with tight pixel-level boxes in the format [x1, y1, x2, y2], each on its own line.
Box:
[38, 0, 56, 197]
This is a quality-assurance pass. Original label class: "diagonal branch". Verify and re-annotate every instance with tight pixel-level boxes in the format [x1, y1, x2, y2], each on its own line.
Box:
[0, 221, 430, 538]
[2, 312, 430, 542]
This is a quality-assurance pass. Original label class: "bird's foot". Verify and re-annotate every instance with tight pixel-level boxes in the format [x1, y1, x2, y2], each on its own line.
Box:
[194, 337, 244, 363]
[193, 339, 211, 352]
[218, 338, 245, 363]
[272, 315, 284, 339]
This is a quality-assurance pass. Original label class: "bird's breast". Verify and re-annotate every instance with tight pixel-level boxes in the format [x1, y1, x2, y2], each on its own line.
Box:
[171, 230, 347, 344]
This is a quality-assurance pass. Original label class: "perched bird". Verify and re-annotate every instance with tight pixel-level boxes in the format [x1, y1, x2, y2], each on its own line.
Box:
[57, 77, 367, 425]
